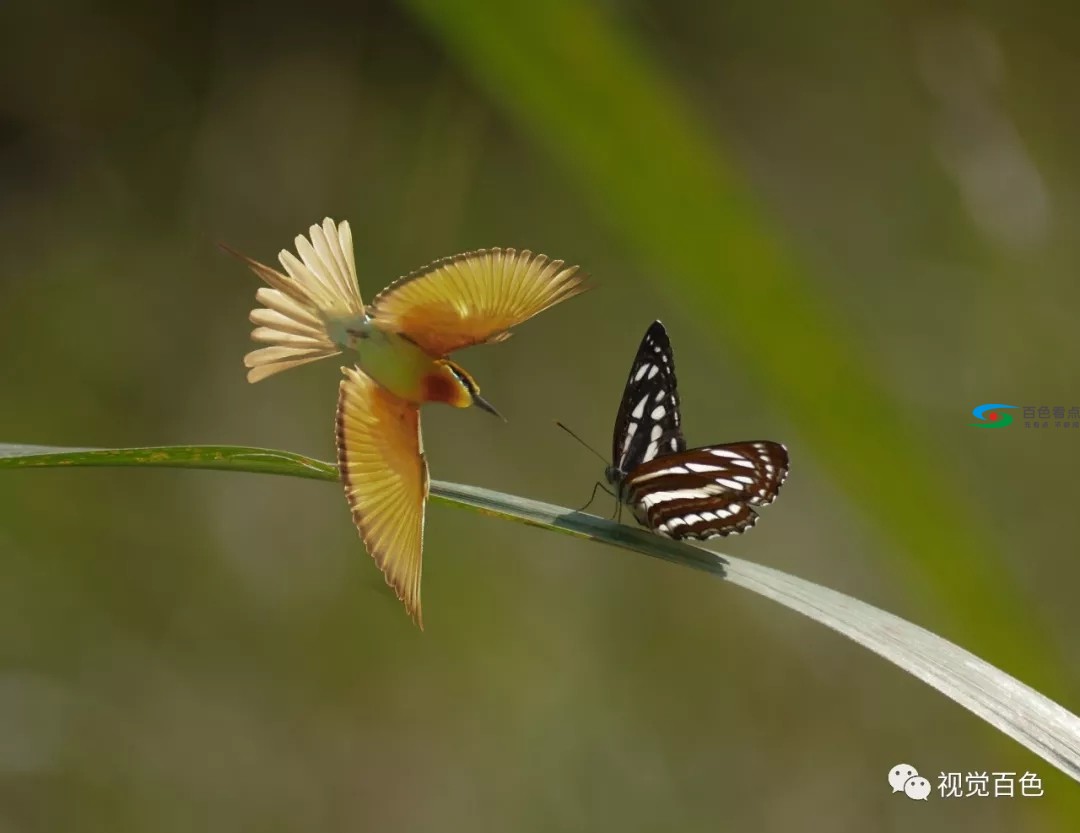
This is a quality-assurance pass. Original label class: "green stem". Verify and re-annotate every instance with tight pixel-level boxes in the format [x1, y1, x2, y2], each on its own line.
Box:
[3, 442, 1080, 787]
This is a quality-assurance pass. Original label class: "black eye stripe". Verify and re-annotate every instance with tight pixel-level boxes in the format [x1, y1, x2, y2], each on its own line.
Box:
[446, 364, 478, 395]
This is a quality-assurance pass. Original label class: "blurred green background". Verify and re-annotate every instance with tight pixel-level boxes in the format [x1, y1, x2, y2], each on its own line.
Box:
[1, 0, 1078, 830]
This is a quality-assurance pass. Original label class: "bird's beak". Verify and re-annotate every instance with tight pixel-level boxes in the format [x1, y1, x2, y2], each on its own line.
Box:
[474, 393, 507, 422]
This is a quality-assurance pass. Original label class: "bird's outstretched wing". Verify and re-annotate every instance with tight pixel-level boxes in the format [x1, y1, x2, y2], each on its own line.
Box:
[226, 218, 364, 382]
[336, 366, 429, 627]
[368, 248, 588, 357]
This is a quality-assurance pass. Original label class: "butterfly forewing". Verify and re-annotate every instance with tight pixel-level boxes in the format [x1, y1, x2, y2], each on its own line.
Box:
[611, 320, 685, 474]
[607, 320, 789, 540]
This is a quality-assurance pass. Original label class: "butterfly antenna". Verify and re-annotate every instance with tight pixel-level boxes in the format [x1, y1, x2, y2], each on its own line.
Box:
[555, 421, 608, 464]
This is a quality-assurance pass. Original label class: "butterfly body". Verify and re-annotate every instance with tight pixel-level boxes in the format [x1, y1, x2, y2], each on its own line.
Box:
[230, 219, 588, 625]
[605, 321, 788, 540]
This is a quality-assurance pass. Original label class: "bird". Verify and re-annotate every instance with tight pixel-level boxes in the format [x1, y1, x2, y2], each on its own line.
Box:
[582, 320, 788, 539]
[226, 218, 589, 626]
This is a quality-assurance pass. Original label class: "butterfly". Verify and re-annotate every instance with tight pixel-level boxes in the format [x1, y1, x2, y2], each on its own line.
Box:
[603, 320, 788, 539]
[227, 218, 589, 627]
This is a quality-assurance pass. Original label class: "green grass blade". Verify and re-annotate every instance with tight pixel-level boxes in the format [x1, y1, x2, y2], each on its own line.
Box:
[2, 442, 1078, 782]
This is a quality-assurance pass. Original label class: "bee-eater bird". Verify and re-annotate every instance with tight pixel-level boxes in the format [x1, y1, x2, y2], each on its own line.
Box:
[227, 218, 588, 627]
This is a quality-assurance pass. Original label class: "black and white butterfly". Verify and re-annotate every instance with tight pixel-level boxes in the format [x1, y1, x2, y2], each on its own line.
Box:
[604, 320, 789, 539]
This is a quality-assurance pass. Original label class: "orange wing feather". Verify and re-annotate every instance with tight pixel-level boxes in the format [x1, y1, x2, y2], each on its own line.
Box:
[336, 366, 429, 627]
[368, 248, 589, 357]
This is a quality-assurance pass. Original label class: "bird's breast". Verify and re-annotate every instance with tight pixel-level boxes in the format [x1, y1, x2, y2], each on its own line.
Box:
[351, 326, 439, 404]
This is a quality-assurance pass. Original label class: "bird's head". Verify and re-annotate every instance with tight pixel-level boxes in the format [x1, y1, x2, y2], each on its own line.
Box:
[426, 359, 506, 421]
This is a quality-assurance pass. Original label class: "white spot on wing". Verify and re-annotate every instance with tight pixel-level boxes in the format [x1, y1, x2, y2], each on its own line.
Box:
[631, 396, 648, 419]
[630, 466, 688, 483]
[639, 487, 723, 508]
[650, 405, 666, 420]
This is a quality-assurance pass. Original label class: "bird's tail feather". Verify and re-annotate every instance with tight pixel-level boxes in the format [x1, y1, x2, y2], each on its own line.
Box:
[223, 218, 366, 383]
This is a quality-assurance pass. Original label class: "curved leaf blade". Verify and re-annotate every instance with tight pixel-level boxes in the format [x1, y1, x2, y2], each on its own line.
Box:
[2, 442, 1078, 781]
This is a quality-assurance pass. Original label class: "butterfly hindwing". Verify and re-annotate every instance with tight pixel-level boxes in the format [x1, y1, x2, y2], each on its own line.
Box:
[623, 441, 789, 539]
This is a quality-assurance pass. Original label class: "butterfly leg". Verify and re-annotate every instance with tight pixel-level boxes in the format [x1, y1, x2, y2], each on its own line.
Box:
[575, 480, 615, 514]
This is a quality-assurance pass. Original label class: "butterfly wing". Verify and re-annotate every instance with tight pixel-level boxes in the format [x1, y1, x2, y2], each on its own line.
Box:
[611, 320, 686, 476]
[228, 218, 364, 382]
[624, 441, 790, 539]
[336, 366, 429, 628]
[368, 249, 588, 357]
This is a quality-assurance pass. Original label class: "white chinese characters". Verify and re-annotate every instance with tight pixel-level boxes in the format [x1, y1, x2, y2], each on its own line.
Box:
[936, 771, 1044, 799]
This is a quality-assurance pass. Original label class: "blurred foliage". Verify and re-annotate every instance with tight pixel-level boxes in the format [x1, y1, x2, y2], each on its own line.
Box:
[1, 0, 1078, 831]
